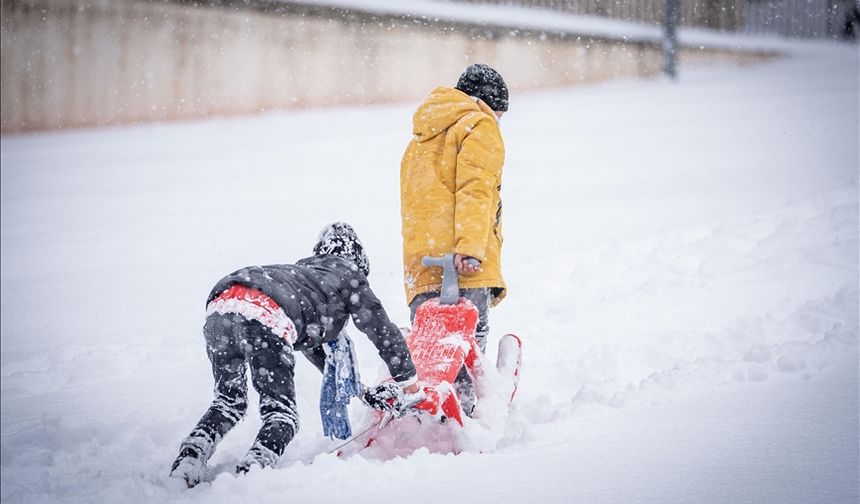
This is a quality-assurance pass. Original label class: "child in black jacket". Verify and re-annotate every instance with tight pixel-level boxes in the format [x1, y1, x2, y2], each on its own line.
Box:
[170, 223, 422, 487]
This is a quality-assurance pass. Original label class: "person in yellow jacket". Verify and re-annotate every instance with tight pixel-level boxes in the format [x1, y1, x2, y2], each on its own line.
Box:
[400, 63, 509, 414]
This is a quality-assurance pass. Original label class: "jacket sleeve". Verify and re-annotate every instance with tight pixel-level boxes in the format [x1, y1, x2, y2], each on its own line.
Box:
[348, 277, 418, 386]
[454, 117, 504, 261]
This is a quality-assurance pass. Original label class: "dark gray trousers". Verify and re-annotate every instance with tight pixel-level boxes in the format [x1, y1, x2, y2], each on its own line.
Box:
[178, 313, 299, 467]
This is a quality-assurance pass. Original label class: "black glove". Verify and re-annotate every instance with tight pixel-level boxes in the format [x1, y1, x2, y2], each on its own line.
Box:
[360, 382, 400, 413]
[361, 382, 426, 417]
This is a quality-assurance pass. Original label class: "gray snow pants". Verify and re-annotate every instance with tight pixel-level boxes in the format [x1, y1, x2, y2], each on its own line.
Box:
[409, 287, 491, 414]
[178, 313, 299, 467]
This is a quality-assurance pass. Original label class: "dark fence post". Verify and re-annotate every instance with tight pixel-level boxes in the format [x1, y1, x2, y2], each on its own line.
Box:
[663, 0, 680, 79]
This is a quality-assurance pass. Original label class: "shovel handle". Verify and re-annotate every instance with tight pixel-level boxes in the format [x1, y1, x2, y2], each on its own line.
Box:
[422, 254, 459, 305]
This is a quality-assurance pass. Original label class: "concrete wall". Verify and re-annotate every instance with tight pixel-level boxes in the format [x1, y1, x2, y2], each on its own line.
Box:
[0, 0, 772, 133]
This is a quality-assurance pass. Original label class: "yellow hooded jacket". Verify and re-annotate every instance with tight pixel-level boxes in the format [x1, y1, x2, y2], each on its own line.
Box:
[400, 87, 506, 306]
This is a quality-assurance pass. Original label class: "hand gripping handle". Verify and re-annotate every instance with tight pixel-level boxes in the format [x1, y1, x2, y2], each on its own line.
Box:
[422, 254, 459, 305]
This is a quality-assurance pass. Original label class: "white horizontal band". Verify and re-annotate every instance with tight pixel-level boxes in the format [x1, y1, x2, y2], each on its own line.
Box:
[206, 297, 298, 346]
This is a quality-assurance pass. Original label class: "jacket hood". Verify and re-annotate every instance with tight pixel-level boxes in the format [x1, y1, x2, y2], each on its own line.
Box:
[412, 87, 490, 143]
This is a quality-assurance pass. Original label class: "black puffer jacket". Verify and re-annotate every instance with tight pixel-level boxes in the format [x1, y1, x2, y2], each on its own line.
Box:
[207, 255, 416, 384]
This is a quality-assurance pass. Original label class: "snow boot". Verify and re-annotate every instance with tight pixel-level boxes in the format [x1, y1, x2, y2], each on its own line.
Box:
[454, 370, 477, 417]
[169, 446, 205, 488]
[235, 441, 278, 474]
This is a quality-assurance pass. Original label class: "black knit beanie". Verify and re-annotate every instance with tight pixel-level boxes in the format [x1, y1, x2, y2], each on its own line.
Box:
[313, 222, 370, 277]
[455, 63, 509, 112]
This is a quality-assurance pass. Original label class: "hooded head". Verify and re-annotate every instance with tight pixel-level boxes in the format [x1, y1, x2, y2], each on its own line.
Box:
[313, 222, 370, 276]
[455, 63, 509, 112]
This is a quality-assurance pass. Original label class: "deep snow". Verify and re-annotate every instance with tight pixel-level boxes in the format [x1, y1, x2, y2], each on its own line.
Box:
[1, 42, 858, 503]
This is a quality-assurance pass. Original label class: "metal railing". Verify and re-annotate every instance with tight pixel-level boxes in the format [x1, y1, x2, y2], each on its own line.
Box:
[444, 0, 859, 38]
[743, 0, 859, 39]
[444, 0, 745, 30]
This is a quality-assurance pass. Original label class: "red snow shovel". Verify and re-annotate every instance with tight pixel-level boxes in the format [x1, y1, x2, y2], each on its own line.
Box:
[405, 254, 482, 426]
[334, 255, 520, 456]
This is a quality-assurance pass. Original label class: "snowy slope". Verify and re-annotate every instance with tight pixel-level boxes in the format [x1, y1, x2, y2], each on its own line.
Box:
[1, 43, 858, 503]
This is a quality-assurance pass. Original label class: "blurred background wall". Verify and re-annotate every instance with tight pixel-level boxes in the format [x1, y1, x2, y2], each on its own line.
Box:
[1, 0, 855, 133]
[456, 0, 858, 36]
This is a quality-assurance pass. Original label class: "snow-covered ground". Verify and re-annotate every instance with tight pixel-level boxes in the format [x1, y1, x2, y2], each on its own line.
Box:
[1, 42, 858, 503]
